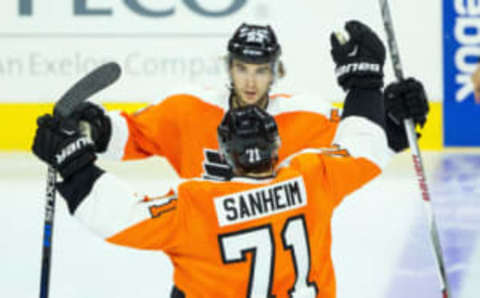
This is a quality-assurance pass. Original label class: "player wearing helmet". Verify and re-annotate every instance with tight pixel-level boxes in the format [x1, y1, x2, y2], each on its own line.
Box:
[32, 22, 397, 296]
[71, 21, 429, 180]
[32, 97, 392, 297]
[227, 24, 282, 108]
[217, 105, 281, 176]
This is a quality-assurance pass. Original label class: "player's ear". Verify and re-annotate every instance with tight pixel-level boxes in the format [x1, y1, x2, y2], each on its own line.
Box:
[277, 60, 285, 79]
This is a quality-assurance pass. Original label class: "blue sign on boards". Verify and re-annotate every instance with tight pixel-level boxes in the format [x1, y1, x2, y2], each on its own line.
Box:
[443, 0, 480, 146]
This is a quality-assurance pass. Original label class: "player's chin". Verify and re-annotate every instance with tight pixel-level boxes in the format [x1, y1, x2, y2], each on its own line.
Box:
[241, 94, 262, 105]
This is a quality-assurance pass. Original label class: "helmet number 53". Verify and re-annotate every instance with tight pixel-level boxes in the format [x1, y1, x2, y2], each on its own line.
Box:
[218, 215, 318, 297]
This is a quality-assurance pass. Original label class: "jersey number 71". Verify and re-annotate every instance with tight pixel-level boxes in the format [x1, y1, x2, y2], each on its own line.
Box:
[218, 215, 319, 297]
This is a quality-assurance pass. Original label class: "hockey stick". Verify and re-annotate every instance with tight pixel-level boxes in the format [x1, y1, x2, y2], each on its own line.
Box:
[378, 1, 451, 297]
[39, 62, 121, 298]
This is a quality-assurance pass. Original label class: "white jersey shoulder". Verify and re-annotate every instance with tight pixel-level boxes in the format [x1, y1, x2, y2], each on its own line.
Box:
[267, 92, 333, 117]
[276, 115, 394, 171]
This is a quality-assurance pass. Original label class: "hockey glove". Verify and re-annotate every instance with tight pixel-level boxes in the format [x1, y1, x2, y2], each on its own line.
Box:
[32, 114, 97, 180]
[384, 78, 429, 152]
[71, 102, 112, 153]
[330, 20, 386, 90]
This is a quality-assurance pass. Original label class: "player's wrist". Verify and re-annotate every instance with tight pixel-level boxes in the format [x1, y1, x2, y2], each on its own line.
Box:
[57, 164, 105, 214]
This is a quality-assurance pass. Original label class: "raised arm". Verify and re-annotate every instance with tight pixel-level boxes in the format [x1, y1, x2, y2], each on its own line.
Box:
[72, 96, 182, 161]
[32, 115, 183, 251]
[307, 20, 391, 205]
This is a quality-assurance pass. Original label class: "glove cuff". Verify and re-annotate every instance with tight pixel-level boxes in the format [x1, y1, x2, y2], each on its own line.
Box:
[57, 164, 105, 214]
[59, 151, 97, 179]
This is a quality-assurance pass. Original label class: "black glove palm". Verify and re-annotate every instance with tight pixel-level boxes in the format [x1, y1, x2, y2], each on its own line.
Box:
[384, 78, 430, 152]
[330, 20, 386, 90]
[72, 102, 111, 153]
[385, 78, 429, 127]
[32, 115, 96, 179]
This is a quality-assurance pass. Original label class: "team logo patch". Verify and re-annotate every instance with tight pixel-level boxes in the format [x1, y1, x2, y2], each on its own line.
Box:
[148, 197, 178, 218]
[319, 144, 350, 157]
[329, 108, 341, 123]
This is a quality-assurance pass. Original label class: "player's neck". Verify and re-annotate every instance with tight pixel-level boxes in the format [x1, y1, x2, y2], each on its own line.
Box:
[234, 168, 275, 179]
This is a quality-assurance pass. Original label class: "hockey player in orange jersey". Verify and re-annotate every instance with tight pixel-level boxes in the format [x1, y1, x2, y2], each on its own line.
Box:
[72, 21, 428, 180]
[32, 21, 429, 298]
[33, 101, 390, 298]
[33, 86, 395, 298]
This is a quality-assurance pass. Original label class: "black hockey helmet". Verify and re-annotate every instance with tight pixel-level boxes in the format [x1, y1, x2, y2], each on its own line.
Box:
[218, 105, 280, 174]
[227, 23, 281, 64]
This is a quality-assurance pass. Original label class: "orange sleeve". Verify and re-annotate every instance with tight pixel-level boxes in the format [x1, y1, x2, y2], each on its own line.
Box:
[106, 196, 184, 254]
[306, 108, 340, 148]
[121, 95, 192, 168]
[306, 114, 339, 148]
[275, 108, 340, 160]
[291, 152, 381, 208]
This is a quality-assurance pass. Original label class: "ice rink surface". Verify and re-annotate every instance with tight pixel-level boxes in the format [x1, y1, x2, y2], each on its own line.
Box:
[1, 151, 479, 298]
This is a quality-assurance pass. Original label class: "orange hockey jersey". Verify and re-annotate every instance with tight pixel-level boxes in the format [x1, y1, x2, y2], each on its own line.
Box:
[101, 90, 340, 178]
[75, 116, 392, 298]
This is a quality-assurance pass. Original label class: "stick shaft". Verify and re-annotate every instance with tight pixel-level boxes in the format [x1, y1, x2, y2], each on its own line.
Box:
[39, 166, 56, 298]
[378, 0, 451, 297]
[38, 61, 121, 298]
[379, 0, 404, 80]
[405, 120, 450, 297]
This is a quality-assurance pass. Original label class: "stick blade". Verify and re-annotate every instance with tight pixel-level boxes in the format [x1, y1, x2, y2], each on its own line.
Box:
[54, 62, 121, 118]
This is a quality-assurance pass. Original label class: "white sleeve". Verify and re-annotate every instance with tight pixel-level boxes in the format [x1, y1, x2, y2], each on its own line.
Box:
[96, 111, 129, 161]
[332, 116, 393, 169]
[73, 173, 153, 238]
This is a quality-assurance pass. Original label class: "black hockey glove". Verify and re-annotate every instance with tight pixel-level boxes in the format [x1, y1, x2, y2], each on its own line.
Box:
[71, 102, 111, 153]
[32, 114, 97, 180]
[384, 78, 430, 152]
[330, 20, 386, 90]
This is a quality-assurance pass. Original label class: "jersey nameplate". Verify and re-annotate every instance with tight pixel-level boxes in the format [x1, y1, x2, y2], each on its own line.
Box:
[214, 177, 307, 227]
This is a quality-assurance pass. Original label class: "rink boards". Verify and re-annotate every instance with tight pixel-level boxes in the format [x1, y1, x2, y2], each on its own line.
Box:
[0, 100, 443, 151]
